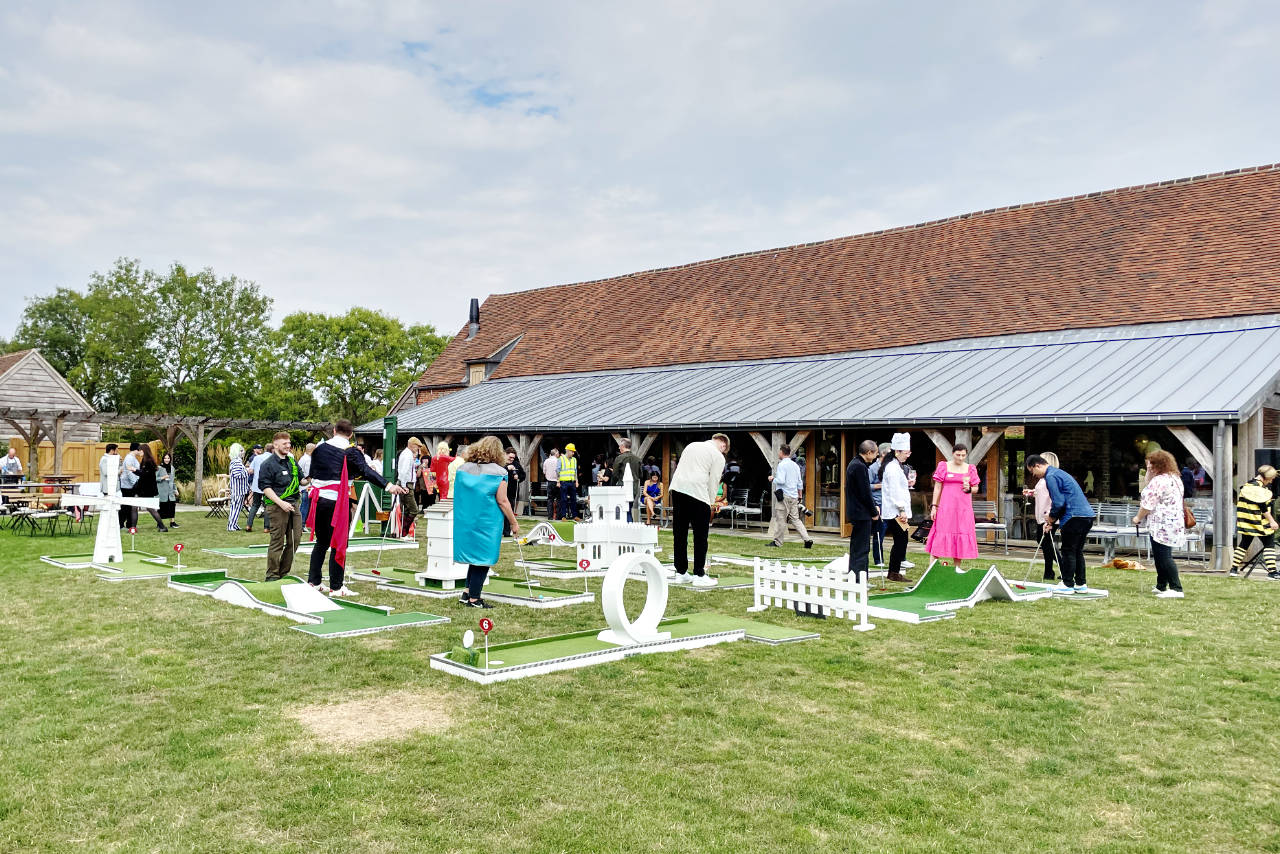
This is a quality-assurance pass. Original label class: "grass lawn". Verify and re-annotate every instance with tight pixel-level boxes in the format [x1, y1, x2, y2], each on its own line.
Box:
[2, 512, 1278, 853]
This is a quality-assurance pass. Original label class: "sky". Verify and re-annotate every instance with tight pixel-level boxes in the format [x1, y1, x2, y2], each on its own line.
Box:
[2, 0, 1278, 338]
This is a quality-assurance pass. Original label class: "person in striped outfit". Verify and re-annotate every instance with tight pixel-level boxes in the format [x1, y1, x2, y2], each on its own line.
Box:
[1230, 465, 1278, 578]
[226, 443, 252, 532]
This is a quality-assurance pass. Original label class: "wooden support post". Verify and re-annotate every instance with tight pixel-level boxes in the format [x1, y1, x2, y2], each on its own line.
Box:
[840, 433, 849, 537]
[1168, 426, 1214, 473]
[506, 433, 543, 507]
[970, 428, 1004, 467]
[661, 435, 671, 486]
[53, 416, 67, 476]
[924, 429, 953, 460]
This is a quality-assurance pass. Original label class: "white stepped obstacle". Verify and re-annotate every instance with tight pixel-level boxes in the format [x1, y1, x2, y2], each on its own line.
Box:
[747, 558, 875, 631]
[422, 499, 470, 588]
[575, 521, 658, 572]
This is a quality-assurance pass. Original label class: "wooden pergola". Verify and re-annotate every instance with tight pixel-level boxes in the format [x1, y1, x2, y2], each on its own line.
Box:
[0, 408, 333, 505]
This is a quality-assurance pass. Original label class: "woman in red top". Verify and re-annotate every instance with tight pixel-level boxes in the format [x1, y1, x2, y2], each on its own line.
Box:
[429, 441, 455, 499]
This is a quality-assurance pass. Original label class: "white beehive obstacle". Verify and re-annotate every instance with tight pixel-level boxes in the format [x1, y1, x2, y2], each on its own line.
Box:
[747, 558, 875, 631]
[421, 499, 469, 587]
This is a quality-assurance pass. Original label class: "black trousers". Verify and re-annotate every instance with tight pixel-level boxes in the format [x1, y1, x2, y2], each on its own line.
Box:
[1058, 516, 1093, 587]
[159, 500, 176, 521]
[558, 482, 578, 520]
[1150, 540, 1183, 592]
[886, 520, 909, 574]
[545, 483, 560, 519]
[119, 486, 135, 528]
[847, 518, 872, 581]
[1037, 525, 1057, 578]
[307, 499, 347, 589]
[672, 490, 710, 576]
[466, 565, 489, 599]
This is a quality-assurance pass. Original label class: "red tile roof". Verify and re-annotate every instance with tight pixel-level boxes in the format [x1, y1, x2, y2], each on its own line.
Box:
[0, 349, 33, 378]
[417, 164, 1280, 388]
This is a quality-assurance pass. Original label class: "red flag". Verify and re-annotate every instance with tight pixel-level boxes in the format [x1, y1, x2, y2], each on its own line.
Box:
[331, 457, 351, 568]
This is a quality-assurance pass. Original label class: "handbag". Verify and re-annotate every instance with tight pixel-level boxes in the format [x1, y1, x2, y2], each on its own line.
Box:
[1183, 504, 1196, 530]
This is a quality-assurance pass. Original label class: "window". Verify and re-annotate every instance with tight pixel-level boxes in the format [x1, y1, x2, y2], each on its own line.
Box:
[468, 364, 486, 386]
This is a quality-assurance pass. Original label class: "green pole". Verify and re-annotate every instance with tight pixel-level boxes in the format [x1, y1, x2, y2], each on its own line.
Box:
[381, 416, 398, 512]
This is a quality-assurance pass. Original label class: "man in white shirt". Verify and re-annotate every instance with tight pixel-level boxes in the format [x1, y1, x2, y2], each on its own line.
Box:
[298, 442, 315, 527]
[98, 443, 121, 496]
[396, 437, 423, 538]
[1, 447, 23, 483]
[767, 444, 813, 549]
[542, 448, 561, 520]
[669, 433, 729, 587]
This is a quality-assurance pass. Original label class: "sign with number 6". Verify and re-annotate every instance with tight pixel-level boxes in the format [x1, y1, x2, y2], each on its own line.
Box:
[479, 617, 494, 635]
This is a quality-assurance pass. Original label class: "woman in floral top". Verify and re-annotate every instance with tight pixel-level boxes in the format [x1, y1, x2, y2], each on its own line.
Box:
[1133, 450, 1185, 598]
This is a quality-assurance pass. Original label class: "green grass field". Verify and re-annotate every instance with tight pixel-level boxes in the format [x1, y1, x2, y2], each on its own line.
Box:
[3, 513, 1278, 852]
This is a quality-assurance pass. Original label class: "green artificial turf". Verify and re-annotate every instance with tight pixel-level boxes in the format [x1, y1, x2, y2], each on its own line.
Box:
[453, 613, 814, 668]
[3, 513, 1279, 853]
[294, 608, 446, 637]
[867, 563, 997, 619]
[43, 550, 166, 569]
[204, 536, 415, 557]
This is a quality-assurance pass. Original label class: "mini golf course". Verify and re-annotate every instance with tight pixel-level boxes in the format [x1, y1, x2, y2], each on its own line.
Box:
[40, 550, 167, 570]
[866, 562, 1055, 623]
[202, 536, 420, 559]
[167, 570, 449, 637]
[431, 612, 818, 684]
[349, 566, 594, 608]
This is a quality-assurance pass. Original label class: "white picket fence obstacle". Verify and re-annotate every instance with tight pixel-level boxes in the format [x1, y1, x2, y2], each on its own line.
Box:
[747, 558, 875, 631]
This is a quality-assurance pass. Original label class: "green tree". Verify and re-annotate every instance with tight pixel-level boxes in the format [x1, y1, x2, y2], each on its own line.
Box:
[272, 307, 446, 424]
[72, 259, 160, 411]
[149, 262, 273, 415]
[13, 287, 92, 377]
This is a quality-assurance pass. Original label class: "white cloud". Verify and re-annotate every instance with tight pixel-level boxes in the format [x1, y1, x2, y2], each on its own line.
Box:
[1, 0, 1279, 338]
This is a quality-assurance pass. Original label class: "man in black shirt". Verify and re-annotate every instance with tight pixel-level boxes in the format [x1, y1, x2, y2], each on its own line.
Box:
[305, 419, 407, 597]
[260, 431, 303, 581]
[845, 440, 881, 582]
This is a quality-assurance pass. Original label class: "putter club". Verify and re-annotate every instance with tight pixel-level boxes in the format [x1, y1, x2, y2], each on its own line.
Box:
[373, 493, 399, 573]
[1016, 531, 1046, 589]
[515, 536, 536, 596]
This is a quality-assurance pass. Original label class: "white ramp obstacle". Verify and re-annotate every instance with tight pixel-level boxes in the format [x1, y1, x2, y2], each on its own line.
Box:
[747, 558, 874, 631]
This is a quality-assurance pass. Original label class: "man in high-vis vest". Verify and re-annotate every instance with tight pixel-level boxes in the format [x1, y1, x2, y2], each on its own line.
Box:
[558, 443, 580, 520]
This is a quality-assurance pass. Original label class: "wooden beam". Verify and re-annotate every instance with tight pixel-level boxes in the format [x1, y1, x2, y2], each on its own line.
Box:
[748, 431, 775, 465]
[633, 432, 659, 461]
[53, 415, 67, 476]
[1168, 426, 1214, 474]
[970, 428, 1004, 466]
[924, 429, 953, 459]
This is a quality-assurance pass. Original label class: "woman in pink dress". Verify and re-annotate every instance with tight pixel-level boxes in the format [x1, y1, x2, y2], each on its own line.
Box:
[925, 445, 980, 567]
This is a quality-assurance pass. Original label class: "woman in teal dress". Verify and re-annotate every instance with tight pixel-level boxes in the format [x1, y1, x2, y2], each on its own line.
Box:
[452, 436, 521, 608]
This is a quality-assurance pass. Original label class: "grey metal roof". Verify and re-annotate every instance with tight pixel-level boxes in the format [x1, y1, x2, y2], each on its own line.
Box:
[363, 315, 1280, 434]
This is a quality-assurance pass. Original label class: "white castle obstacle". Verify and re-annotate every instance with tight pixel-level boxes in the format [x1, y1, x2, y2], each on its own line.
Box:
[747, 558, 875, 631]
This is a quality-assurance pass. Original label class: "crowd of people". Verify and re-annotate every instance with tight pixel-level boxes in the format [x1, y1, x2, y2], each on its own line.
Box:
[69, 422, 1278, 608]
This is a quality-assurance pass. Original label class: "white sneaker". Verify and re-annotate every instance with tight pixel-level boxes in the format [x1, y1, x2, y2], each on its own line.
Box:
[873, 562, 885, 568]
[330, 586, 359, 598]
[690, 575, 718, 588]
[1156, 590, 1185, 598]
[1151, 587, 1162, 594]
[900, 560, 915, 569]
[669, 572, 690, 584]
[1052, 584, 1074, 593]
[1074, 585, 1089, 594]
[317, 584, 332, 595]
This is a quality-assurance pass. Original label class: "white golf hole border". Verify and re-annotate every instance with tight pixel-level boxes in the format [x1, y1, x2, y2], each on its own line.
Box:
[597, 552, 671, 645]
